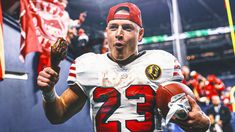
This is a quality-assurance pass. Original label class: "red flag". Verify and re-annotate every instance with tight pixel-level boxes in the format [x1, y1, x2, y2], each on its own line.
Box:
[20, 0, 42, 59]
[0, 0, 5, 80]
[20, 0, 70, 72]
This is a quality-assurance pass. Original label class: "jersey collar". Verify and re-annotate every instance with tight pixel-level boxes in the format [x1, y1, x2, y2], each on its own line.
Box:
[107, 51, 146, 66]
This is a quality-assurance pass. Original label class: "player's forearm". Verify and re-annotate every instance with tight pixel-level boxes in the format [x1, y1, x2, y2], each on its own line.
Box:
[43, 96, 68, 124]
[42, 86, 87, 124]
[41, 88, 68, 124]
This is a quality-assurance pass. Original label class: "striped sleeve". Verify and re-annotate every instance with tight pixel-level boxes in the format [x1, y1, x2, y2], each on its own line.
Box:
[171, 57, 184, 82]
[67, 58, 88, 95]
[67, 58, 90, 97]
[67, 61, 77, 84]
[67, 53, 97, 95]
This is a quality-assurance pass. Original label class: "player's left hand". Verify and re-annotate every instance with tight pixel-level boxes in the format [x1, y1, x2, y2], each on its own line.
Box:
[171, 95, 210, 132]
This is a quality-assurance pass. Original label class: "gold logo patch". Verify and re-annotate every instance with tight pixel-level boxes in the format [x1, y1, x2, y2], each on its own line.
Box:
[145, 64, 161, 80]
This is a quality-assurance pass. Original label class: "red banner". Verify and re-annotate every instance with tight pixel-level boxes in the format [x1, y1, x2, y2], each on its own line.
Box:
[0, 0, 5, 80]
[20, 0, 70, 72]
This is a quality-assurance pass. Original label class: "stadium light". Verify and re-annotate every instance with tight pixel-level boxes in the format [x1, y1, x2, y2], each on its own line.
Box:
[140, 26, 235, 45]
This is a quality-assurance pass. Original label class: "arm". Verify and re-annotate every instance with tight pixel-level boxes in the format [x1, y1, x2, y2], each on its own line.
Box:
[37, 67, 87, 124]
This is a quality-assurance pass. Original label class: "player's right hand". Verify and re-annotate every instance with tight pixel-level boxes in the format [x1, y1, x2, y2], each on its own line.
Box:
[171, 95, 210, 131]
[37, 67, 59, 93]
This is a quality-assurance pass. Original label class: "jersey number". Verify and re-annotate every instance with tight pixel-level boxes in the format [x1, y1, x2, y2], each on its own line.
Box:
[93, 85, 155, 132]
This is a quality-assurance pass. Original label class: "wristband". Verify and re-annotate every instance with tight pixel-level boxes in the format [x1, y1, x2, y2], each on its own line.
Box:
[42, 88, 58, 103]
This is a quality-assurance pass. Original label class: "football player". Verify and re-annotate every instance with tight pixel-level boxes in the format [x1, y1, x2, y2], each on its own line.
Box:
[37, 2, 210, 131]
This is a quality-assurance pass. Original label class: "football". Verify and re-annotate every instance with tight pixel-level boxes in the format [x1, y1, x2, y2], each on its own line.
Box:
[156, 81, 195, 121]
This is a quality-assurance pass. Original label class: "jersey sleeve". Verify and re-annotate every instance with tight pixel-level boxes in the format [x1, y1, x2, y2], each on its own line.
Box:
[156, 50, 184, 82]
[67, 57, 85, 92]
[171, 56, 184, 82]
[67, 53, 97, 94]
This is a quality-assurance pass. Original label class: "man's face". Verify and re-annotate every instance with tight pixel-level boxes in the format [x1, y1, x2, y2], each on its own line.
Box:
[106, 11, 144, 61]
[211, 96, 220, 106]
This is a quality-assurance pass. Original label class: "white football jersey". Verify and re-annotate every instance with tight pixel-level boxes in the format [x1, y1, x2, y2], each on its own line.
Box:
[67, 50, 183, 132]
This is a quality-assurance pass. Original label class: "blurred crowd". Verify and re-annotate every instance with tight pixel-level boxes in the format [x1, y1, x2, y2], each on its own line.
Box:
[64, 11, 108, 61]
[181, 66, 235, 132]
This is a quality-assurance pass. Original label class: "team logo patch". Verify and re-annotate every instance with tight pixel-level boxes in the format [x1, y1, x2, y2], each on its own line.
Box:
[145, 64, 161, 80]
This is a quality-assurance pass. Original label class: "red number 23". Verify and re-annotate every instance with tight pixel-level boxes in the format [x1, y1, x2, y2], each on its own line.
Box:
[93, 85, 155, 132]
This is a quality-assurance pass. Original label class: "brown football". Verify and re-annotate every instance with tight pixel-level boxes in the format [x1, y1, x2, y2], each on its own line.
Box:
[156, 81, 195, 119]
